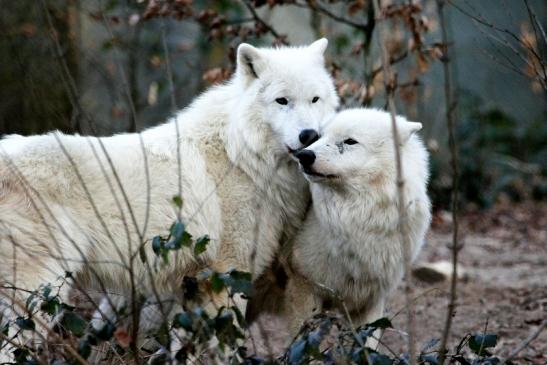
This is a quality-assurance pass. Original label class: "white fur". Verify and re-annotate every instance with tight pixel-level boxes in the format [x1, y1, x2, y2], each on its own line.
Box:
[284, 108, 431, 337]
[0, 39, 338, 359]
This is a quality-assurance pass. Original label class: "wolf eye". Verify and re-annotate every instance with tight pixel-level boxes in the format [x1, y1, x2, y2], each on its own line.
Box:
[275, 97, 288, 105]
[312, 96, 320, 103]
[344, 138, 358, 145]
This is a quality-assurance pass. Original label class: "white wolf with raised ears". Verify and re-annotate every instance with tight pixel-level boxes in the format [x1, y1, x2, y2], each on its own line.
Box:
[285, 108, 431, 340]
[0, 39, 338, 356]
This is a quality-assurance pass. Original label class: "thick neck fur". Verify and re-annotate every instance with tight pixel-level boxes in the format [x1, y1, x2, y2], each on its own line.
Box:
[170, 75, 308, 211]
[311, 182, 397, 243]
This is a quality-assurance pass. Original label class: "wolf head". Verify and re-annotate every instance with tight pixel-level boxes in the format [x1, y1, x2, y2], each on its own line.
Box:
[294, 108, 428, 191]
[235, 39, 339, 153]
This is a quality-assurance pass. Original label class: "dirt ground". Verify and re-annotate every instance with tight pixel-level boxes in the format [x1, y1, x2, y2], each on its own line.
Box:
[251, 202, 547, 363]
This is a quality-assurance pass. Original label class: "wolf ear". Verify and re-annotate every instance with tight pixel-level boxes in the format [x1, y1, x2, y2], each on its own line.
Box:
[237, 43, 266, 84]
[308, 38, 328, 56]
[399, 120, 422, 144]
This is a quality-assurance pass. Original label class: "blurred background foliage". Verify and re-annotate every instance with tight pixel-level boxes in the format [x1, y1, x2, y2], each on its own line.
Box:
[0, 0, 545, 210]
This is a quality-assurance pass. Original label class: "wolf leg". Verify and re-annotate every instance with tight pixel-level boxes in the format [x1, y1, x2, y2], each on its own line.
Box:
[354, 298, 385, 350]
[284, 275, 321, 339]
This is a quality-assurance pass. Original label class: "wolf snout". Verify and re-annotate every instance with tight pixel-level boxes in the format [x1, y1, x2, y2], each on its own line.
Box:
[299, 129, 319, 147]
[294, 149, 316, 168]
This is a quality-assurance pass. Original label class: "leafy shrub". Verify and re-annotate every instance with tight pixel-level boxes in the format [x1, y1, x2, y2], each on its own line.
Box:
[0, 218, 507, 364]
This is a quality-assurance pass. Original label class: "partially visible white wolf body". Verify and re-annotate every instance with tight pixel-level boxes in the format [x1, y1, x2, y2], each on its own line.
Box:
[285, 108, 431, 337]
[0, 39, 338, 355]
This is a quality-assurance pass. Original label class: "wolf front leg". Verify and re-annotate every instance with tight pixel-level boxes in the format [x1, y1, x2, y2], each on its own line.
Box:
[284, 275, 322, 339]
[353, 298, 386, 350]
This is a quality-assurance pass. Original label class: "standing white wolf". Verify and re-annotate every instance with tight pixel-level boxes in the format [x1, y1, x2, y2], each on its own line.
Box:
[284, 108, 431, 338]
[0, 39, 338, 356]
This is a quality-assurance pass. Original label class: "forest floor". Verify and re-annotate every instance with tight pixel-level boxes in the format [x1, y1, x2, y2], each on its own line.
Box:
[252, 201, 547, 364]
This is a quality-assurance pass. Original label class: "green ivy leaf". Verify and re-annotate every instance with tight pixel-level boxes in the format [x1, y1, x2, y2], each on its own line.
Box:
[61, 312, 87, 337]
[225, 270, 252, 296]
[306, 330, 322, 359]
[180, 232, 193, 248]
[92, 321, 114, 341]
[367, 317, 393, 329]
[42, 285, 52, 300]
[288, 339, 306, 364]
[40, 298, 61, 316]
[155, 322, 171, 347]
[167, 221, 192, 250]
[210, 272, 226, 293]
[469, 333, 497, 356]
[13, 348, 32, 363]
[194, 235, 210, 255]
[359, 326, 376, 339]
[78, 338, 92, 359]
[213, 309, 233, 333]
[25, 292, 37, 312]
[172, 195, 183, 209]
[61, 302, 76, 312]
[152, 235, 163, 256]
[182, 276, 199, 301]
[15, 317, 35, 331]
[231, 305, 246, 328]
[170, 221, 185, 241]
[173, 312, 193, 332]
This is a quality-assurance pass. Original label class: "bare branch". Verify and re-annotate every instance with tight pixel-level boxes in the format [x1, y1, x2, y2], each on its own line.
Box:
[242, 0, 287, 44]
[449, 0, 547, 90]
[293, 0, 371, 30]
[371, 1, 416, 364]
[436, 1, 460, 364]
[523, 0, 546, 45]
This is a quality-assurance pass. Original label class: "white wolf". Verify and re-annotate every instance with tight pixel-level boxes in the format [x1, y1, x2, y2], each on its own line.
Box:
[283, 108, 431, 338]
[0, 39, 338, 357]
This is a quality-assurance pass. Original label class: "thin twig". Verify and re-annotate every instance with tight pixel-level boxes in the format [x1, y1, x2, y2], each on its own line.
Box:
[38, 0, 139, 317]
[160, 19, 182, 221]
[293, 0, 370, 30]
[448, 0, 547, 90]
[436, 1, 460, 364]
[523, 0, 546, 45]
[371, 1, 416, 364]
[98, 3, 154, 360]
[242, 0, 287, 44]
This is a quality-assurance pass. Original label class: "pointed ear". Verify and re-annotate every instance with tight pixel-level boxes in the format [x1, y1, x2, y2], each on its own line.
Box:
[237, 43, 266, 85]
[399, 120, 422, 144]
[308, 38, 328, 56]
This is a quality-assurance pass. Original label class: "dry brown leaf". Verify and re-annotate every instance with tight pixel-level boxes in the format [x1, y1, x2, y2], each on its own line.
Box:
[348, 0, 366, 16]
[202, 67, 230, 85]
[114, 327, 132, 348]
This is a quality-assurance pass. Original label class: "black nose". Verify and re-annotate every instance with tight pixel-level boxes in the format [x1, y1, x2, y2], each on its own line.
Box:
[295, 149, 316, 168]
[299, 129, 319, 147]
